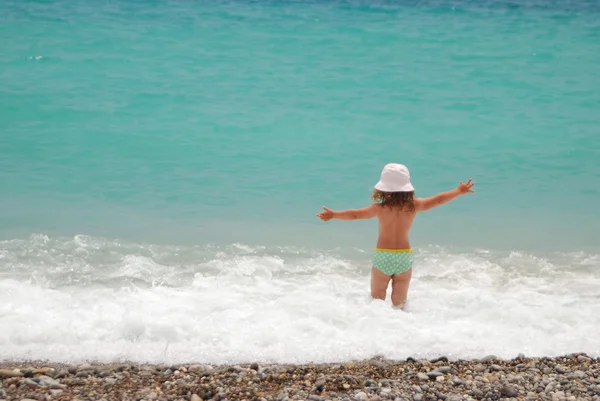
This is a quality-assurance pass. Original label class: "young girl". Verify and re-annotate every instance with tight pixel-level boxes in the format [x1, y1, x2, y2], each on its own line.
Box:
[316, 163, 475, 309]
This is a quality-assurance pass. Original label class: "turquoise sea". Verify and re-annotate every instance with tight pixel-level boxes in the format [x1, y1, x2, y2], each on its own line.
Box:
[1, 0, 599, 364]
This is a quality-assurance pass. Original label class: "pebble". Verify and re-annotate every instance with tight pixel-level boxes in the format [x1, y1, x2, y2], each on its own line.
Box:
[315, 377, 326, 391]
[552, 391, 566, 401]
[501, 385, 519, 397]
[355, 391, 369, 401]
[22, 379, 39, 387]
[474, 364, 486, 372]
[417, 373, 429, 382]
[435, 366, 451, 373]
[190, 394, 202, 401]
[471, 389, 484, 399]
[452, 378, 463, 386]
[0, 369, 24, 378]
[555, 366, 568, 374]
[426, 371, 443, 379]
[413, 394, 423, 401]
[489, 364, 503, 372]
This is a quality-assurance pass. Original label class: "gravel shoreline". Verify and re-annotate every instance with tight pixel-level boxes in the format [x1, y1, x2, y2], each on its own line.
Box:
[1, 354, 599, 401]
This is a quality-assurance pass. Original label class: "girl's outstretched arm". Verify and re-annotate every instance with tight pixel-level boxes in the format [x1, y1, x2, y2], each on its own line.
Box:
[317, 204, 378, 221]
[415, 179, 475, 212]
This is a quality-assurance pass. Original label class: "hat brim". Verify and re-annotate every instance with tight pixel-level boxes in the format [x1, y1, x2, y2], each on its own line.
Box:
[374, 181, 415, 192]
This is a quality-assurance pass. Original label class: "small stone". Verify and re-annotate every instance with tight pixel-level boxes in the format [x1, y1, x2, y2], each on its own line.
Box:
[552, 391, 566, 401]
[435, 366, 451, 373]
[275, 390, 288, 401]
[471, 389, 484, 399]
[577, 355, 591, 362]
[49, 389, 63, 397]
[474, 364, 486, 372]
[308, 396, 323, 401]
[452, 378, 463, 386]
[0, 369, 24, 378]
[191, 394, 202, 401]
[188, 364, 203, 372]
[315, 377, 326, 392]
[417, 373, 429, 381]
[77, 363, 94, 371]
[435, 376, 445, 382]
[556, 366, 568, 374]
[573, 370, 586, 379]
[426, 371, 443, 379]
[501, 385, 519, 397]
[23, 378, 39, 387]
[105, 378, 117, 385]
[147, 392, 158, 400]
[481, 355, 498, 361]
[490, 364, 503, 372]
[430, 356, 448, 363]
[33, 367, 54, 375]
[355, 391, 369, 401]
[413, 394, 423, 401]
[343, 383, 351, 390]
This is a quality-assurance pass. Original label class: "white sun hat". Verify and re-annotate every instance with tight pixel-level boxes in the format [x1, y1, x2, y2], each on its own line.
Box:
[374, 163, 415, 192]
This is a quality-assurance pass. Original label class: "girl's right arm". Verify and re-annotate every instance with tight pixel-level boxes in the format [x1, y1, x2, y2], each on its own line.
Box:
[317, 204, 378, 221]
[415, 179, 475, 212]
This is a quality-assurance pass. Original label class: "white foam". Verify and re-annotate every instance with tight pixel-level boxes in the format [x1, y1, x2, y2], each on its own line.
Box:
[0, 234, 599, 364]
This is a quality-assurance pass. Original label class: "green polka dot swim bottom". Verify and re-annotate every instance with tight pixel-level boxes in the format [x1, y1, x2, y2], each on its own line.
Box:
[373, 248, 413, 276]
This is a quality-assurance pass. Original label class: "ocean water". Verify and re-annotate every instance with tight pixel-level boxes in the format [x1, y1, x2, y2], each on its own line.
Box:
[1, 0, 600, 364]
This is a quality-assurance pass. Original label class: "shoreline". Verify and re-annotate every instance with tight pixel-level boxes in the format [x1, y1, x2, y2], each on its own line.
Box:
[1, 354, 599, 401]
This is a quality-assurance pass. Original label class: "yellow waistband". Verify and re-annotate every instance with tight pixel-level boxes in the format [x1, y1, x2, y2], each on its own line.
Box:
[375, 248, 412, 253]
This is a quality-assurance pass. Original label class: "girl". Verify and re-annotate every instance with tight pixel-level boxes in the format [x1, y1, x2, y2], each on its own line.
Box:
[317, 163, 475, 309]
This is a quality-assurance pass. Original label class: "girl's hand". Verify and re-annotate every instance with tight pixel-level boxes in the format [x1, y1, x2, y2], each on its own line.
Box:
[317, 207, 335, 221]
[458, 178, 475, 194]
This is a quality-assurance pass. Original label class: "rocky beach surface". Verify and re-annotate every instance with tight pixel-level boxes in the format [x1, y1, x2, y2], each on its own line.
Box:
[1, 354, 599, 401]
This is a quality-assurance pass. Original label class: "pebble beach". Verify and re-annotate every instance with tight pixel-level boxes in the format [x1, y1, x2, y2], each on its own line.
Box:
[1, 354, 599, 401]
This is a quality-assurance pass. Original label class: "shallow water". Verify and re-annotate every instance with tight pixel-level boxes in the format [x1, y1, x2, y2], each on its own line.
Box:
[1, 235, 598, 364]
